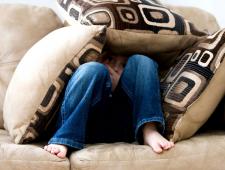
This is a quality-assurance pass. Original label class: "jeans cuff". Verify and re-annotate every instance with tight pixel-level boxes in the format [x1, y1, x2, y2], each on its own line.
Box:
[135, 117, 165, 144]
[48, 137, 84, 150]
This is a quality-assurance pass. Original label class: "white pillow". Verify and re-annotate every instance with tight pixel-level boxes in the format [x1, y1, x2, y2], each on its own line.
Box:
[3, 24, 105, 144]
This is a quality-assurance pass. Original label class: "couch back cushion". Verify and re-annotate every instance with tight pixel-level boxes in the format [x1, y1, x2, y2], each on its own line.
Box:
[167, 5, 220, 34]
[3, 24, 105, 144]
[161, 29, 225, 142]
[0, 4, 63, 129]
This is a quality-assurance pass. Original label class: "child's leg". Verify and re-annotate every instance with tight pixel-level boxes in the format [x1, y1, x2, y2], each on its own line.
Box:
[44, 62, 112, 158]
[85, 60, 137, 144]
[85, 84, 134, 144]
[119, 54, 174, 153]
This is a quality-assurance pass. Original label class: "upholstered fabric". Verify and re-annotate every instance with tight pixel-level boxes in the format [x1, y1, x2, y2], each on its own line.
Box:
[3, 24, 105, 144]
[57, 0, 205, 35]
[161, 29, 225, 142]
[0, 2, 224, 170]
[56, 0, 206, 68]
[70, 131, 225, 170]
[167, 5, 220, 34]
[105, 28, 201, 68]
[0, 3, 63, 129]
[0, 129, 70, 170]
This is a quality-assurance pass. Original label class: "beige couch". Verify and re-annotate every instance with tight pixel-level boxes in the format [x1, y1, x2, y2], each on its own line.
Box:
[0, 2, 224, 170]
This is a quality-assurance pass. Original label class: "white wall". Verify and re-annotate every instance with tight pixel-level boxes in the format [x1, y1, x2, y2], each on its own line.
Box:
[163, 0, 225, 28]
[1, 0, 224, 27]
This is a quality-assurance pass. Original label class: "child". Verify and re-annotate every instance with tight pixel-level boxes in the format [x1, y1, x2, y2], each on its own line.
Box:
[44, 52, 174, 158]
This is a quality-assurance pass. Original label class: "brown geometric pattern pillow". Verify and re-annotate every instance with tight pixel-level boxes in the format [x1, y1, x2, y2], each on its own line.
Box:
[57, 0, 205, 36]
[56, 0, 206, 69]
[3, 25, 106, 144]
[161, 28, 225, 142]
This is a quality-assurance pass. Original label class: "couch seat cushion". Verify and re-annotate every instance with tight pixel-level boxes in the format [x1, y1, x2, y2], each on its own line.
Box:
[70, 131, 225, 170]
[0, 129, 69, 170]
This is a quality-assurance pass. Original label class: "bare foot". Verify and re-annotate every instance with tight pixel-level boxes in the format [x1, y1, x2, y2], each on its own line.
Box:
[44, 144, 68, 158]
[143, 123, 174, 154]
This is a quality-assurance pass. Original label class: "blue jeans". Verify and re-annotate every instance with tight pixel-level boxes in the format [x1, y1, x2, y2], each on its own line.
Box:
[48, 54, 165, 149]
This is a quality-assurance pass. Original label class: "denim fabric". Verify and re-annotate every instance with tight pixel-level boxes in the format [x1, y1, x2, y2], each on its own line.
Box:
[48, 54, 165, 149]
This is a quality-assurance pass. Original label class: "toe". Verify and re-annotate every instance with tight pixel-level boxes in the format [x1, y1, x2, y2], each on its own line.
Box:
[160, 141, 169, 150]
[51, 147, 60, 154]
[57, 151, 67, 159]
[46, 145, 52, 152]
[162, 141, 174, 150]
[165, 144, 172, 150]
[152, 143, 163, 153]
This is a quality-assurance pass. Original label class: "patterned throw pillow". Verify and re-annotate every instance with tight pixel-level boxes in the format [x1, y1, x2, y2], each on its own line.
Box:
[56, 0, 206, 68]
[161, 29, 225, 142]
[3, 24, 106, 144]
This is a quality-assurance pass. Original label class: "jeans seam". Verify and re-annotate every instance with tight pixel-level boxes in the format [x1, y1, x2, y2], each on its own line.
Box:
[92, 79, 112, 107]
[48, 137, 84, 149]
[120, 80, 134, 100]
[60, 102, 66, 124]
